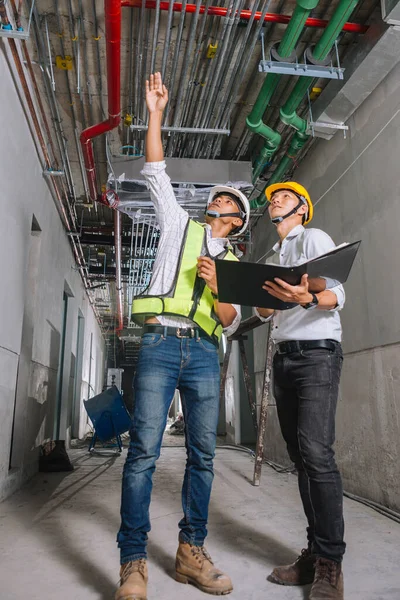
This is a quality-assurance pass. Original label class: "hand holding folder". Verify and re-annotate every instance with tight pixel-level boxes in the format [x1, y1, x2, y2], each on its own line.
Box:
[215, 241, 361, 310]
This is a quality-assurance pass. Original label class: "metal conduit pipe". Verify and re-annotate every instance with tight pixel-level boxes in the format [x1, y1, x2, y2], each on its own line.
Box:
[209, 0, 273, 159]
[130, 125, 230, 134]
[189, 0, 237, 145]
[141, 10, 151, 130]
[21, 30, 89, 277]
[168, 0, 202, 135]
[191, 0, 243, 157]
[177, 0, 213, 156]
[114, 210, 124, 332]
[62, 0, 86, 129]
[200, 0, 244, 129]
[92, 0, 104, 113]
[53, 0, 91, 203]
[121, 1, 368, 33]
[134, 0, 146, 144]
[246, 0, 320, 183]
[163, 0, 188, 125]
[29, 7, 77, 203]
[183, 17, 227, 157]
[80, 0, 121, 204]
[2, 17, 94, 296]
[231, 0, 286, 161]
[160, 0, 175, 80]
[20, 37, 81, 229]
[150, 0, 161, 73]
[78, 0, 95, 122]
[125, 9, 135, 149]
[204, 13, 248, 158]
[19, 40, 58, 165]
[253, 0, 361, 203]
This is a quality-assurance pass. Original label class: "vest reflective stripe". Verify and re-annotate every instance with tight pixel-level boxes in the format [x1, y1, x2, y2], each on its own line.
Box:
[131, 220, 238, 342]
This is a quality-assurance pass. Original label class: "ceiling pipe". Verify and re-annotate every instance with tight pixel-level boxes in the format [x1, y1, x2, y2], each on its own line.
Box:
[80, 0, 121, 205]
[246, 0, 320, 184]
[176, 0, 213, 156]
[279, 0, 361, 131]
[79, 0, 123, 330]
[3, 20, 98, 310]
[163, 0, 189, 125]
[114, 210, 124, 332]
[191, 0, 244, 158]
[121, 1, 368, 33]
[252, 0, 361, 205]
[30, 7, 78, 204]
[165, 0, 202, 152]
[208, 0, 273, 160]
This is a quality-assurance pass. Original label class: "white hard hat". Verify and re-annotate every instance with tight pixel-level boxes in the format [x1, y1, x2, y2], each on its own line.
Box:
[207, 185, 250, 236]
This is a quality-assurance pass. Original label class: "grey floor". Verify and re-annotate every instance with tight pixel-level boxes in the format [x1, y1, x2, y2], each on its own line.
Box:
[1, 446, 400, 600]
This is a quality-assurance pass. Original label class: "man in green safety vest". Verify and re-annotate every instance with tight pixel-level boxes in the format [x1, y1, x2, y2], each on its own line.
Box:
[116, 73, 250, 600]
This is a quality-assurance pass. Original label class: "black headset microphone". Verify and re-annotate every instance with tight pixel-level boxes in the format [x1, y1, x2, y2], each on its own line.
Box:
[270, 195, 307, 224]
[205, 209, 245, 219]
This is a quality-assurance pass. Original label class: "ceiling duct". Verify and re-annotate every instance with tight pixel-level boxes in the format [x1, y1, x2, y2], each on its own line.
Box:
[381, 0, 400, 25]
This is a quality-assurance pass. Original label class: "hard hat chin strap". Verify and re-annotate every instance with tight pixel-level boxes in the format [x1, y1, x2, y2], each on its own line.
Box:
[270, 197, 306, 225]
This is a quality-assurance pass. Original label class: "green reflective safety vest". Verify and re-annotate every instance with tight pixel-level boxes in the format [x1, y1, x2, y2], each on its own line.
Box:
[131, 220, 238, 345]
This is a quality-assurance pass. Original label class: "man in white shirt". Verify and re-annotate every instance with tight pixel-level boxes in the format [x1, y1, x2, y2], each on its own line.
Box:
[256, 182, 345, 600]
[116, 73, 249, 600]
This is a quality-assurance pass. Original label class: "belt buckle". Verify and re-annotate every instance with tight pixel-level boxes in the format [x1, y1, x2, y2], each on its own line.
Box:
[176, 327, 195, 338]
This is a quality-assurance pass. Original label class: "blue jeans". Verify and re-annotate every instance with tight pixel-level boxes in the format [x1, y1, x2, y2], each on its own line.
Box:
[117, 333, 220, 565]
[273, 343, 346, 562]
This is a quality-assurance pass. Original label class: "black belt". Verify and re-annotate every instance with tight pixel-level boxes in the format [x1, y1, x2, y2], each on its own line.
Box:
[275, 339, 338, 355]
[143, 324, 217, 346]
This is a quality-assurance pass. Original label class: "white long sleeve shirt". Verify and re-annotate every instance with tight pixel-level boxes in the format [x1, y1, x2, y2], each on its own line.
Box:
[141, 160, 241, 337]
[255, 225, 345, 343]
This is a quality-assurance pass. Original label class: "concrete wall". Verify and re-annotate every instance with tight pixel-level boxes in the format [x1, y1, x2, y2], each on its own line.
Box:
[250, 60, 400, 511]
[0, 44, 105, 501]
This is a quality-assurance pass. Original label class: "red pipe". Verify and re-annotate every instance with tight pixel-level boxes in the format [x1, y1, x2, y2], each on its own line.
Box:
[80, 0, 123, 331]
[80, 0, 121, 204]
[121, 0, 368, 34]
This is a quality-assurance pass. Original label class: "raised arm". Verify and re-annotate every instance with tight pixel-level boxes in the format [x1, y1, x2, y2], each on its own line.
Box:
[142, 73, 187, 229]
[145, 72, 168, 162]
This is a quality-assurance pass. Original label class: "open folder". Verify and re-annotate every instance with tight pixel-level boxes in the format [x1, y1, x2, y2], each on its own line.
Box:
[215, 240, 361, 310]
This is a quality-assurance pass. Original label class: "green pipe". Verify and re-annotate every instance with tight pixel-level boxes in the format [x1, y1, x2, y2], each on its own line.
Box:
[280, 0, 359, 128]
[250, 131, 309, 208]
[277, 0, 321, 56]
[246, 0, 319, 132]
[313, 0, 359, 59]
[248, 74, 280, 127]
[253, 0, 361, 205]
[269, 131, 309, 184]
[252, 142, 278, 184]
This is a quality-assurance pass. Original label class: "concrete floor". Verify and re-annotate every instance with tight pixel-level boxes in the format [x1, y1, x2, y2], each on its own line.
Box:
[1, 447, 400, 600]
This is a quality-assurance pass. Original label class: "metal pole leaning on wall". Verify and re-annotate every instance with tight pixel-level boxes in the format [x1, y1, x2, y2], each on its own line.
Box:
[222, 316, 274, 484]
[238, 337, 258, 436]
[253, 323, 274, 486]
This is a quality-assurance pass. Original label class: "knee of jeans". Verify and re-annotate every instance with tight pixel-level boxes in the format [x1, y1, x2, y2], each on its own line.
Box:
[298, 439, 336, 474]
[125, 430, 162, 468]
[188, 435, 216, 468]
[286, 444, 303, 470]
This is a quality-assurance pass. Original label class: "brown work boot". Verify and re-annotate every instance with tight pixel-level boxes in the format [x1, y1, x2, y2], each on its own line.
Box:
[115, 559, 148, 600]
[267, 547, 316, 586]
[309, 557, 344, 600]
[175, 541, 233, 595]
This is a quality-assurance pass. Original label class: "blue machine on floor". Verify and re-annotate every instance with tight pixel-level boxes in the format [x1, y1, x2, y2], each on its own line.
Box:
[84, 386, 131, 453]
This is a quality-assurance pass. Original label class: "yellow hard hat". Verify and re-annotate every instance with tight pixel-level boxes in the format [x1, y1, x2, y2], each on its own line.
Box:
[265, 181, 313, 225]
